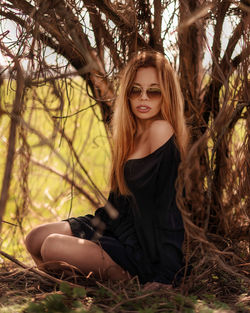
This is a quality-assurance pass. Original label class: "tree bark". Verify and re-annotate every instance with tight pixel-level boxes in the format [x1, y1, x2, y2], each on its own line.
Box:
[178, 0, 205, 138]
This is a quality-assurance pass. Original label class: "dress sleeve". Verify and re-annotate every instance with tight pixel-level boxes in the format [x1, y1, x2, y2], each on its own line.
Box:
[94, 192, 114, 225]
[152, 143, 185, 285]
[94, 191, 132, 236]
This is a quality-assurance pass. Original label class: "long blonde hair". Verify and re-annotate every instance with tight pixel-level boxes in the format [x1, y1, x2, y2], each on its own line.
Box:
[110, 51, 189, 195]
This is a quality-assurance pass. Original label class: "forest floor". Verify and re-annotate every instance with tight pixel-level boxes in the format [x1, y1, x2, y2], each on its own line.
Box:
[0, 262, 249, 313]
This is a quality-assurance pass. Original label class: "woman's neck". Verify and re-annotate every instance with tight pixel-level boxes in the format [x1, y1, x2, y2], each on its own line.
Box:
[135, 117, 162, 136]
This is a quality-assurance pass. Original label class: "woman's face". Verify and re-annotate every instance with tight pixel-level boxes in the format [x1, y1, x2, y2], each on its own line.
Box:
[129, 67, 162, 122]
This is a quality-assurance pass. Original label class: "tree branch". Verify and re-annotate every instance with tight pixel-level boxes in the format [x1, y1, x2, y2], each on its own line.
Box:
[231, 44, 250, 68]
[0, 44, 24, 233]
[3, 1, 115, 125]
[0, 249, 86, 288]
[153, 0, 163, 53]
[7, 0, 95, 72]
[88, 6, 122, 68]
[84, 0, 149, 49]
[220, 17, 247, 75]
[211, 0, 230, 68]
[178, 0, 206, 135]
[31, 158, 100, 208]
[0, 9, 62, 55]
[203, 14, 249, 125]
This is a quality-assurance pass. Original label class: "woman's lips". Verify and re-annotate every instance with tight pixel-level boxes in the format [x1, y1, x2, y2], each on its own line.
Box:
[136, 105, 151, 113]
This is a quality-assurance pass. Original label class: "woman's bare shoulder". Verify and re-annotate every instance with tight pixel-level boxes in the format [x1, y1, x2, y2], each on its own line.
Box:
[148, 120, 174, 153]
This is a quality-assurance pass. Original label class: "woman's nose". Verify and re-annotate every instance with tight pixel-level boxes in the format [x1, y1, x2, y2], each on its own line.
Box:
[140, 89, 149, 100]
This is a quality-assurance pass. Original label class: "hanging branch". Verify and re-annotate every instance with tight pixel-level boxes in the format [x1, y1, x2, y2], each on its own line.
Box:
[0, 43, 25, 233]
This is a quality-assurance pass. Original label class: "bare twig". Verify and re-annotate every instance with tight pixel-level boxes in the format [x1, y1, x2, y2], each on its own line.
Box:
[0, 249, 87, 288]
[0, 43, 24, 233]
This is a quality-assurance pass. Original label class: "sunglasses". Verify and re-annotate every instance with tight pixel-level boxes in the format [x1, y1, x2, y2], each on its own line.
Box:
[129, 86, 162, 100]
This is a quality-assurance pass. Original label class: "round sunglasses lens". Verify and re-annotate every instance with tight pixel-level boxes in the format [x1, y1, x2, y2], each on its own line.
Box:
[147, 88, 161, 99]
[129, 87, 141, 99]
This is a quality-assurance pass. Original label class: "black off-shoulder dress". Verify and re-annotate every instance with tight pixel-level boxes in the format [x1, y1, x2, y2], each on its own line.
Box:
[65, 135, 185, 285]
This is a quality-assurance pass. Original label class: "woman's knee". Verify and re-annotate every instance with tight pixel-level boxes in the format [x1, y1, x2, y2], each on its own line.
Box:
[40, 233, 65, 262]
[25, 225, 44, 256]
[25, 222, 72, 256]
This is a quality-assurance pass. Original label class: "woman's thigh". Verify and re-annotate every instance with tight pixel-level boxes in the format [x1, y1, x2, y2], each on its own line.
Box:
[25, 221, 72, 256]
[41, 233, 131, 281]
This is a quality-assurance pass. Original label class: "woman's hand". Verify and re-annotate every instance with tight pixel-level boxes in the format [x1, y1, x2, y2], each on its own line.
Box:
[143, 281, 173, 291]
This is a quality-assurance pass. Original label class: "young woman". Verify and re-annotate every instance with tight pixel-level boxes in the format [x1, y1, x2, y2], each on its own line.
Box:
[25, 51, 189, 291]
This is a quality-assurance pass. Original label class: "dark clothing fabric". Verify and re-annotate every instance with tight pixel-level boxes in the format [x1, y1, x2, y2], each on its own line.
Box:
[65, 216, 140, 277]
[66, 135, 185, 285]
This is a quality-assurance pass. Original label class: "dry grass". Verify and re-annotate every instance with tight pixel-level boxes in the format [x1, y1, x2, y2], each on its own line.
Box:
[0, 251, 249, 313]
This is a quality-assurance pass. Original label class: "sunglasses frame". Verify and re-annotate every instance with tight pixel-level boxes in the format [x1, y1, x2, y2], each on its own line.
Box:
[128, 86, 162, 100]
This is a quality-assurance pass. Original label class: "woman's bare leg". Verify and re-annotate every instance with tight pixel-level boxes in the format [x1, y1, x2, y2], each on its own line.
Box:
[25, 222, 72, 268]
[25, 222, 131, 280]
[40, 233, 131, 280]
